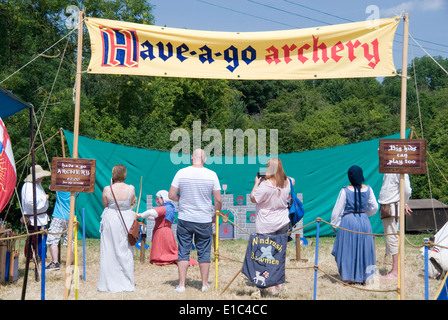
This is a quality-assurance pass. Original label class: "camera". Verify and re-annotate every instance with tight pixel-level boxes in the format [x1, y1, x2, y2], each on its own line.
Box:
[257, 172, 266, 179]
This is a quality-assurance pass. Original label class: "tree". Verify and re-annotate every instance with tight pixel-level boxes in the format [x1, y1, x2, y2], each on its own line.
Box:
[0, 0, 155, 229]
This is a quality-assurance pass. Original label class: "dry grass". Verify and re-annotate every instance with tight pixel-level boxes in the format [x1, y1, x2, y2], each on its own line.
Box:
[0, 234, 442, 301]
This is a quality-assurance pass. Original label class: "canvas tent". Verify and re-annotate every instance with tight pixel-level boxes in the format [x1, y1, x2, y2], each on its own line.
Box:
[424, 221, 448, 279]
[63, 128, 410, 239]
[430, 221, 448, 300]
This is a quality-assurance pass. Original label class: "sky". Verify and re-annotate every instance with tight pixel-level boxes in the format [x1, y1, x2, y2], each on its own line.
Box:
[148, 0, 448, 71]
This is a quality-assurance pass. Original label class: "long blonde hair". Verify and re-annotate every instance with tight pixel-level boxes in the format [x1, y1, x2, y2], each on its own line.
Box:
[265, 157, 287, 188]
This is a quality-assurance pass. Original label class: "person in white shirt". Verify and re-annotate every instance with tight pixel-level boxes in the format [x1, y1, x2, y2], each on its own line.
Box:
[169, 149, 222, 293]
[21, 164, 51, 263]
[378, 173, 412, 279]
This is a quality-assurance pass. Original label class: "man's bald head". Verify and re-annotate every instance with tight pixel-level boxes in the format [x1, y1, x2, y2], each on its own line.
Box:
[191, 149, 207, 166]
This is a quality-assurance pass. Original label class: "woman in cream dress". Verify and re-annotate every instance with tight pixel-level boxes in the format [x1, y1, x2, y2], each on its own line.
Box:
[97, 165, 137, 292]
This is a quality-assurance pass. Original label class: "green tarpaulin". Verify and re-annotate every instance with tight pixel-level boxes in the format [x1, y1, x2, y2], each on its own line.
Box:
[64, 129, 410, 238]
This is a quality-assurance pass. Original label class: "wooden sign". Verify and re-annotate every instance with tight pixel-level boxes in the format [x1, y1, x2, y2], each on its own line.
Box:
[50, 157, 96, 193]
[379, 139, 426, 174]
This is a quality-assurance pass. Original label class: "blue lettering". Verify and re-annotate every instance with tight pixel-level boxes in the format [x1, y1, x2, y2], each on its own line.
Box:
[224, 45, 239, 72]
[177, 43, 189, 62]
[157, 41, 173, 61]
[242, 45, 256, 65]
[199, 45, 214, 64]
[140, 40, 155, 60]
[139, 40, 259, 73]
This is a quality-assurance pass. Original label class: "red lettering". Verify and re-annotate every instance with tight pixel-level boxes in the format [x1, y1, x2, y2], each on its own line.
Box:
[312, 35, 329, 63]
[101, 27, 138, 67]
[346, 40, 361, 62]
[265, 37, 381, 69]
[265, 45, 281, 64]
[362, 39, 380, 69]
[282, 44, 297, 64]
[331, 41, 344, 62]
[298, 44, 310, 64]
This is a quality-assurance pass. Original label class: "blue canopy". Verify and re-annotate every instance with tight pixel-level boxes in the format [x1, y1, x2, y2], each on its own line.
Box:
[0, 85, 30, 118]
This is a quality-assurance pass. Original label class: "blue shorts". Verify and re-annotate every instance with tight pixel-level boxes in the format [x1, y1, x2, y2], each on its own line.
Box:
[177, 219, 212, 263]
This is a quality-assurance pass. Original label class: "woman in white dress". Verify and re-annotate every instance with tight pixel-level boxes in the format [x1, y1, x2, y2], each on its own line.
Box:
[97, 164, 137, 292]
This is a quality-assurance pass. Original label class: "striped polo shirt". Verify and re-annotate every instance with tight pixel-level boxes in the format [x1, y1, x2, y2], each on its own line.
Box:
[171, 166, 221, 223]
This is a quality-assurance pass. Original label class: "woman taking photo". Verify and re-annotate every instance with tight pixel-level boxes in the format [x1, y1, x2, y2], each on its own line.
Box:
[249, 157, 295, 297]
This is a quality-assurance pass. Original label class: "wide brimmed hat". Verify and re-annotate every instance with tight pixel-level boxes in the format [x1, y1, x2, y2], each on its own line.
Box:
[24, 165, 51, 182]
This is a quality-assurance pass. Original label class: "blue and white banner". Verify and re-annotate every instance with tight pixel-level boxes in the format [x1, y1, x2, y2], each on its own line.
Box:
[242, 233, 287, 288]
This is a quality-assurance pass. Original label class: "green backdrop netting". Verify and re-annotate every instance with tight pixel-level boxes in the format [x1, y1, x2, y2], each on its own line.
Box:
[63, 129, 410, 238]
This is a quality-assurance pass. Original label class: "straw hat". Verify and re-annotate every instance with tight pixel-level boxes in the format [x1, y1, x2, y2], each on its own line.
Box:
[24, 165, 51, 182]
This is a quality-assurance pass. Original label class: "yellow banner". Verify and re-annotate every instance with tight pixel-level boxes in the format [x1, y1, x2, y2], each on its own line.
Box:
[85, 16, 400, 80]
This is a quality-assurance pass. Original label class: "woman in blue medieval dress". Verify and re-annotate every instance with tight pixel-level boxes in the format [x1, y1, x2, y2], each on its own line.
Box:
[331, 165, 378, 284]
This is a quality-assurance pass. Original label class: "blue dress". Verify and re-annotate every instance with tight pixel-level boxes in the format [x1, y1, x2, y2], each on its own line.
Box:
[331, 186, 376, 283]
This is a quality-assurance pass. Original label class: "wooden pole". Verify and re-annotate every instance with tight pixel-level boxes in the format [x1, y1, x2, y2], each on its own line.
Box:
[57, 128, 66, 265]
[135, 177, 145, 263]
[74, 216, 78, 300]
[398, 13, 409, 300]
[63, 10, 84, 300]
[60, 128, 66, 158]
[295, 234, 301, 261]
[220, 267, 242, 296]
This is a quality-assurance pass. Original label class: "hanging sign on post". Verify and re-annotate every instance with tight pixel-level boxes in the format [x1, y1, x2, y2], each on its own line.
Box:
[50, 157, 96, 193]
[379, 139, 426, 174]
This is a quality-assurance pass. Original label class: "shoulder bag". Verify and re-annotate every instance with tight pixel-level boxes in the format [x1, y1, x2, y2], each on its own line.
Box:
[288, 178, 304, 227]
[110, 184, 140, 246]
[380, 202, 398, 222]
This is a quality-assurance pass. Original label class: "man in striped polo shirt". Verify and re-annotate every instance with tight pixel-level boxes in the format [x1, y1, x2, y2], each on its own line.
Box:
[169, 149, 222, 293]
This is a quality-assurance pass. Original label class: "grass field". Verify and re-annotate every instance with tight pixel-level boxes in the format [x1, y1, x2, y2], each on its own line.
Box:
[0, 233, 443, 301]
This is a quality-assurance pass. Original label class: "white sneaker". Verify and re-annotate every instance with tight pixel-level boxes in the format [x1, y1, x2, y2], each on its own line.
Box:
[201, 285, 210, 292]
[175, 286, 185, 293]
